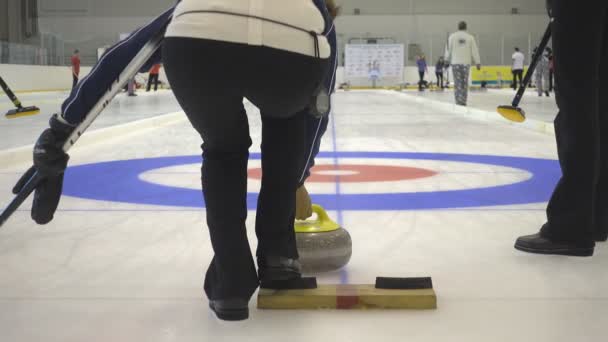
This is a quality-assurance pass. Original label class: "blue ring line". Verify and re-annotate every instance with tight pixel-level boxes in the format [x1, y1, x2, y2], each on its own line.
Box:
[62, 152, 561, 211]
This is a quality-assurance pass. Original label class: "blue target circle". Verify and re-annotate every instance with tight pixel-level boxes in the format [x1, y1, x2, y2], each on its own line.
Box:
[62, 152, 560, 210]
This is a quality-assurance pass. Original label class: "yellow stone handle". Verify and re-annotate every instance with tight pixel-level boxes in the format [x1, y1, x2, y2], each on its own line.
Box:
[311, 204, 330, 224]
[294, 205, 341, 233]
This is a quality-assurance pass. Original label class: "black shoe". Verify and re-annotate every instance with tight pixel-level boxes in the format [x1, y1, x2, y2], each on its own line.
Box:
[208, 298, 249, 321]
[545, 91, 550, 97]
[515, 233, 595, 257]
[257, 256, 302, 283]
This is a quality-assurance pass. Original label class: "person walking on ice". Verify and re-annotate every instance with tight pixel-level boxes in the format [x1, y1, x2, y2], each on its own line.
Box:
[445, 21, 481, 106]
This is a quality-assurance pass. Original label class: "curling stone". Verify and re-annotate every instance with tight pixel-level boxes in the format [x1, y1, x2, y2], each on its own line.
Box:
[295, 205, 352, 273]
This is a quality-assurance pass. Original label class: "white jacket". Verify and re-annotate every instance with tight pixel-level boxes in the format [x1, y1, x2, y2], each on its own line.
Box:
[166, 0, 331, 58]
[445, 30, 481, 66]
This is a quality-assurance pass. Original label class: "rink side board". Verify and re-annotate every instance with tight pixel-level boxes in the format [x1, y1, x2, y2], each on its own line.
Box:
[257, 284, 437, 310]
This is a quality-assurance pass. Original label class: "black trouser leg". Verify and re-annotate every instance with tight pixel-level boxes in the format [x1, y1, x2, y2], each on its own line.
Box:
[549, 70, 554, 91]
[512, 72, 517, 89]
[146, 75, 152, 92]
[419, 71, 424, 90]
[72, 75, 78, 89]
[542, 1, 607, 243]
[163, 38, 258, 300]
[517, 70, 524, 88]
[514, 70, 523, 88]
[254, 112, 307, 259]
[153, 74, 159, 91]
[594, 16, 608, 241]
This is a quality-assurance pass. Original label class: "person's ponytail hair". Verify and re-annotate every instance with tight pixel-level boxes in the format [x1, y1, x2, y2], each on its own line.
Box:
[325, 0, 341, 19]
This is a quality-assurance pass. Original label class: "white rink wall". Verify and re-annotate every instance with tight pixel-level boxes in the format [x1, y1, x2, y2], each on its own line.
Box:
[2, 63, 461, 93]
[0, 64, 92, 92]
[0, 64, 169, 93]
[337, 66, 459, 87]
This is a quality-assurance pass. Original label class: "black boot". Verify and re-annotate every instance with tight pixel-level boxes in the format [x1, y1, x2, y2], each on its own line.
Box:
[257, 256, 302, 283]
[515, 233, 595, 257]
[208, 298, 249, 321]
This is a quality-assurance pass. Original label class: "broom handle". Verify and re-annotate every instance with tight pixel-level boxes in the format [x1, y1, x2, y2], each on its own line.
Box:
[0, 76, 23, 109]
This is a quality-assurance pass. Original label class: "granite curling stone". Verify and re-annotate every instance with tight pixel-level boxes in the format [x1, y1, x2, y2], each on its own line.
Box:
[295, 205, 352, 273]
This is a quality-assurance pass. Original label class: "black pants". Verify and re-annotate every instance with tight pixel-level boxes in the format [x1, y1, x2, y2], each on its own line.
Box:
[436, 72, 444, 88]
[72, 74, 78, 89]
[541, 1, 608, 243]
[418, 71, 425, 90]
[147, 73, 159, 91]
[549, 69, 554, 91]
[512, 69, 523, 89]
[163, 38, 327, 300]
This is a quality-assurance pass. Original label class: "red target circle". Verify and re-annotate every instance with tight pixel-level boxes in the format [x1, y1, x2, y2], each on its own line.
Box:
[247, 164, 437, 183]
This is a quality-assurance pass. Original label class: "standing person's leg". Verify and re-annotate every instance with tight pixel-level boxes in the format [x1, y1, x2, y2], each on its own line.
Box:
[512, 70, 517, 89]
[127, 78, 135, 96]
[453, 65, 465, 105]
[72, 75, 78, 89]
[255, 112, 307, 260]
[549, 69, 554, 91]
[543, 69, 551, 96]
[453, 64, 470, 106]
[419, 71, 424, 90]
[461, 65, 470, 105]
[245, 46, 327, 279]
[516, 1, 606, 255]
[146, 73, 153, 92]
[153, 74, 159, 91]
[594, 17, 608, 242]
[535, 71, 543, 96]
[163, 38, 259, 305]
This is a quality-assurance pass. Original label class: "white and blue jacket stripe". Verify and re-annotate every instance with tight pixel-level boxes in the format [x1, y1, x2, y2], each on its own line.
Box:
[298, 13, 337, 186]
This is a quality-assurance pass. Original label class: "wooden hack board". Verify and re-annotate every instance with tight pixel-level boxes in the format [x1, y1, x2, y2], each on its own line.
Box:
[258, 284, 437, 310]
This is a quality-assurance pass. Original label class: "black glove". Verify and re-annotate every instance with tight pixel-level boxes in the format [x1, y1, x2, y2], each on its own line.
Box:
[13, 114, 73, 224]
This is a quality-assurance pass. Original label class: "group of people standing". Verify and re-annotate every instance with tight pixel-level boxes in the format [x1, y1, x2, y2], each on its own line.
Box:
[415, 55, 448, 91]
[512, 46, 554, 96]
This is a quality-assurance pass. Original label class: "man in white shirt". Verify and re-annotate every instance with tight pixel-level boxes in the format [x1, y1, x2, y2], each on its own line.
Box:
[511, 47, 525, 89]
[445, 21, 481, 106]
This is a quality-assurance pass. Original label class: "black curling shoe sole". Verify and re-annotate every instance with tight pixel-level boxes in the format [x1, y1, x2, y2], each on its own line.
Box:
[514, 233, 595, 257]
[514, 244, 594, 257]
[209, 300, 249, 321]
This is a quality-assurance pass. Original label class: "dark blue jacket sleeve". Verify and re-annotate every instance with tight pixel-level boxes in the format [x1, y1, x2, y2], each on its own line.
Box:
[60, 6, 175, 125]
[298, 15, 338, 187]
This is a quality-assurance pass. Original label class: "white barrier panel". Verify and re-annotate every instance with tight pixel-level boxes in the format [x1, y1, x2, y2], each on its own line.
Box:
[0, 64, 93, 92]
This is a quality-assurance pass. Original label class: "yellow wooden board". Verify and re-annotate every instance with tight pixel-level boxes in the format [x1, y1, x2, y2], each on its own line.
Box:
[258, 284, 437, 310]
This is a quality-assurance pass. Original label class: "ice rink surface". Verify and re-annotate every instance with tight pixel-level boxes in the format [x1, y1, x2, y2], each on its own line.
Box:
[0, 88, 606, 342]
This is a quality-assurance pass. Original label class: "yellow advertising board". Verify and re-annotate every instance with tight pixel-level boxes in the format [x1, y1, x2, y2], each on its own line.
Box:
[471, 66, 529, 87]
